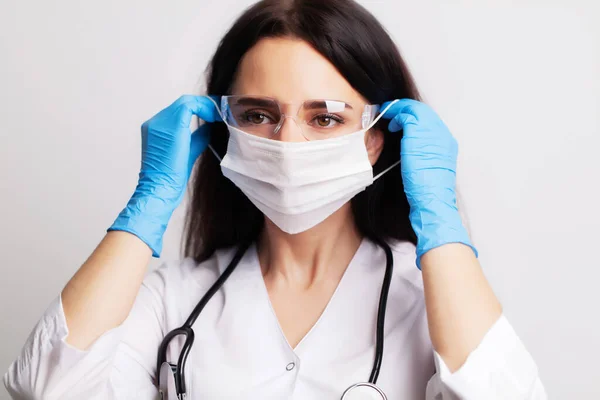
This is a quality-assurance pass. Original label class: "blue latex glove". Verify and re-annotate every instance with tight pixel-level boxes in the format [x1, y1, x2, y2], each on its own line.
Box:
[108, 95, 221, 257]
[381, 99, 478, 269]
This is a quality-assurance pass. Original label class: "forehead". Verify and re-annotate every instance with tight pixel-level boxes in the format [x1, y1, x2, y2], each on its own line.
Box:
[232, 37, 367, 106]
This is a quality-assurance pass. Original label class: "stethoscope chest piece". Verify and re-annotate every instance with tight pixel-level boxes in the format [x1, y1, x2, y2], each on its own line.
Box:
[159, 362, 180, 400]
[341, 382, 387, 400]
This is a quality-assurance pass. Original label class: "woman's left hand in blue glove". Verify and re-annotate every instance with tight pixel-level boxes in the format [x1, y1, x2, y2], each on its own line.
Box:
[381, 98, 478, 269]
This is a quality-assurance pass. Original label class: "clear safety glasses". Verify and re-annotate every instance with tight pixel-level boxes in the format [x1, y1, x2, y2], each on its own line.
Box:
[220, 95, 380, 141]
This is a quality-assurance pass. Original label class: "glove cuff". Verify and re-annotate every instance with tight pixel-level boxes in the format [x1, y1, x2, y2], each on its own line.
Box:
[107, 194, 176, 258]
[411, 208, 478, 270]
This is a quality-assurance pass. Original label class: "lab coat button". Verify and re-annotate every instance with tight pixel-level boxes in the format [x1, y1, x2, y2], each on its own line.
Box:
[286, 362, 296, 371]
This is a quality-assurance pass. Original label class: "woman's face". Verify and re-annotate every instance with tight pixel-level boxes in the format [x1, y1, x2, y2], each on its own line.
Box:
[231, 37, 384, 164]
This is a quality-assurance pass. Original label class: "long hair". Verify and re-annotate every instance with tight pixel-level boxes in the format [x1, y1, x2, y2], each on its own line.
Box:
[184, 0, 422, 262]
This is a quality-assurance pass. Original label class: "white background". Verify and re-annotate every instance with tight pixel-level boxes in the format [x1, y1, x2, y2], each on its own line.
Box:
[1, 0, 598, 398]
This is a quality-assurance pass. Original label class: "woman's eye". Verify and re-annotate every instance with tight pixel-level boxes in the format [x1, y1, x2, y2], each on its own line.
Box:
[316, 116, 332, 127]
[312, 114, 343, 128]
[244, 112, 273, 125]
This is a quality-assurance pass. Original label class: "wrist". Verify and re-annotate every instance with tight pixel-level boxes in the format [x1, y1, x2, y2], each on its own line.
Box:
[409, 205, 478, 269]
[107, 190, 178, 258]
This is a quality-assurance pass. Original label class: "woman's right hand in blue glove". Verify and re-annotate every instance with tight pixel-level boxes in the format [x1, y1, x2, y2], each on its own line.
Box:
[108, 95, 221, 257]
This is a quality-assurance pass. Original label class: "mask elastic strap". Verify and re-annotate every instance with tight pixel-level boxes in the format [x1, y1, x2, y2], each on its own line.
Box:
[208, 144, 223, 162]
[373, 159, 400, 181]
[365, 99, 399, 131]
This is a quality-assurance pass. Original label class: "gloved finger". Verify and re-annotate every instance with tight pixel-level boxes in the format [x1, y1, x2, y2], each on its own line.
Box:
[172, 95, 223, 128]
[381, 98, 421, 119]
[388, 112, 419, 132]
[187, 123, 212, 176]
[380, 98, 421, 132]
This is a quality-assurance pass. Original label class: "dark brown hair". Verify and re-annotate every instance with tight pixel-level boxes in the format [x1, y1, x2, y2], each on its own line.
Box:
[183, 0, 421, 262]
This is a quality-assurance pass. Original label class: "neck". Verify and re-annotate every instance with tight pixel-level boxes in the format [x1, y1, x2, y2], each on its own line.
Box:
[257, 203, 363, 289]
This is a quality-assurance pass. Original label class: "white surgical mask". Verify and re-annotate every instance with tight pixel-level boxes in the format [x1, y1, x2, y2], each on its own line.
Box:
[208, 98, 399, 234]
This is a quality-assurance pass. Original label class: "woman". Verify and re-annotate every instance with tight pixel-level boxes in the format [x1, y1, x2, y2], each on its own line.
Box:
[4, 0, 546, 399]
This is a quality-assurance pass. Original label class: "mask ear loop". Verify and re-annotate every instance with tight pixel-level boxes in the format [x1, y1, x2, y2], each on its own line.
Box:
[373, 159, 401, 181]
[366, 99, 401, 181]
[206, 96, 226, 163]
[208, 144, 223, 163]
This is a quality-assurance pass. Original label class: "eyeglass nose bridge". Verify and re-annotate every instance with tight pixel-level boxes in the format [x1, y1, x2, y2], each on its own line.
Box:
[272, 114, 308, 139]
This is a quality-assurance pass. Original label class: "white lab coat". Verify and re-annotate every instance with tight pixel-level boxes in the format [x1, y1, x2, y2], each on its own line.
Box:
[3, 239, 547, 399]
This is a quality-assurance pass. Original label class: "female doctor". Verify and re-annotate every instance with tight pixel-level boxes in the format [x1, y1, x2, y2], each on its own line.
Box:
[4, 0, 546, 399]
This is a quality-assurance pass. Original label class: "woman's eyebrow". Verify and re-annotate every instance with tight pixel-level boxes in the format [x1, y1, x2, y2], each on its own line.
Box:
[234, 97, 354, 111]
[234, 97, 277, 107]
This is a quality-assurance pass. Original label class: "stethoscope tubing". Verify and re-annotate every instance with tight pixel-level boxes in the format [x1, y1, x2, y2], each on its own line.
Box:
[369, 239, 393, 384]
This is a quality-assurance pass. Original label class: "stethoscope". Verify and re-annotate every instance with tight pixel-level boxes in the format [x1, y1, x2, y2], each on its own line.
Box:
[157, 239, 394, 400]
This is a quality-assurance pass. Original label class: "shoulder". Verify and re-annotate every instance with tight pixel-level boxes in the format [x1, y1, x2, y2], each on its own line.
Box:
[386, 239, 424, 292]
[359, 237, 422, 292]
[140, 246, 240, 297]
[133, 247, 242, 328]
